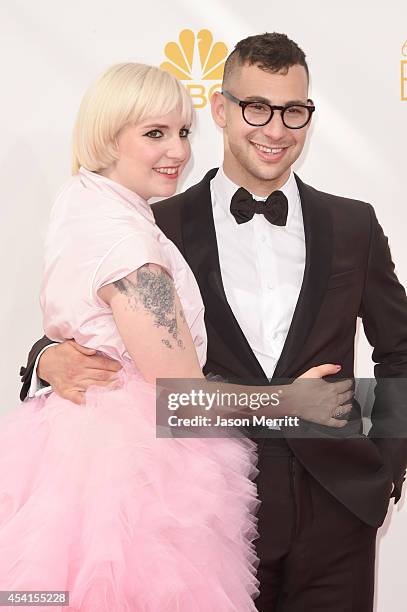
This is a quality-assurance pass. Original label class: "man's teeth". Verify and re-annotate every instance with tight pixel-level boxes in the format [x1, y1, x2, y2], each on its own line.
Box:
[254, 143, 283, 154]
[154, 168, 178, 175]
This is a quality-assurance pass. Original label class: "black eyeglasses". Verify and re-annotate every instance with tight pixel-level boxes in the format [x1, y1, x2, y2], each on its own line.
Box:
[222, 90, 315, 129]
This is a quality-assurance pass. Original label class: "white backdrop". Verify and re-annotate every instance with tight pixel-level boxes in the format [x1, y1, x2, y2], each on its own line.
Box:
[1, 1, 406, 609]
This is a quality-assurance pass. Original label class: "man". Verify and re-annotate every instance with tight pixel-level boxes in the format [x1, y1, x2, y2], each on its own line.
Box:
[21, 33, 407, 610]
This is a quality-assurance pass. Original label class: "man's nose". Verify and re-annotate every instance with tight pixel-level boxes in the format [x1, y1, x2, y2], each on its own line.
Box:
[260, 110, 287, 140]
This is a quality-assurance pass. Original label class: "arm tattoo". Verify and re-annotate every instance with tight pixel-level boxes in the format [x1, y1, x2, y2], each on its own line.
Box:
[113, 265, 185, 350]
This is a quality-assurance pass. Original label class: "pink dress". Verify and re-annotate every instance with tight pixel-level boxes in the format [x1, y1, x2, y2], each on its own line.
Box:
[0, 168, 259, 611]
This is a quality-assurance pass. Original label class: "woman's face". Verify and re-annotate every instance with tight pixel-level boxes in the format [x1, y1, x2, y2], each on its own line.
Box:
[106, 108, 191, 200]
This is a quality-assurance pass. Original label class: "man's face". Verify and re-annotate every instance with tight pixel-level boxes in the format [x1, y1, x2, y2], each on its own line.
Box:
[211, 63, 311, 194]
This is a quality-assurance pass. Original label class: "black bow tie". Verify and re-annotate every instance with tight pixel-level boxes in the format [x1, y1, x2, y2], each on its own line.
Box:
[230, 187, 288, 226]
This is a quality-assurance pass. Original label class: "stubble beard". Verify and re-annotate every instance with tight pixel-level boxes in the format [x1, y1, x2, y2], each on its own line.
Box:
[229, 142, 291, 192]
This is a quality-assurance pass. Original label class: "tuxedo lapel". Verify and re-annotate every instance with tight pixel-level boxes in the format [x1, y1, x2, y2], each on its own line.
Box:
[181, 169, 267, 379]
[179, 170, 333, 380]
[273, 175, 333, 377]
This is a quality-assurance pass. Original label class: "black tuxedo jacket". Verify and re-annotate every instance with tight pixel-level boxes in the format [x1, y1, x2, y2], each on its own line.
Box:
[21, 169, 407, 527]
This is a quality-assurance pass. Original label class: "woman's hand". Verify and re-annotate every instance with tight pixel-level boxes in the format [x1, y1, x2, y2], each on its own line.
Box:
[286, 364, 353, 428]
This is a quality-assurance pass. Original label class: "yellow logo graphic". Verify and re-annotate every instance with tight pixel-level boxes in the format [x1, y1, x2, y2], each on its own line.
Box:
[160, 29, 229, 108]
[401, 40, 407, 100]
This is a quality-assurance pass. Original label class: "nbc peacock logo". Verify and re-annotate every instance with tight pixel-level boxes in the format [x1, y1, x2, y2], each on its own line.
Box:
[402, 40, 407, 100]
[160, 29, 229, 109]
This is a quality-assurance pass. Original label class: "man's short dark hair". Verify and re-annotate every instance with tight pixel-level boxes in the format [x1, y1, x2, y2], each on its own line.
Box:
[222, 32, 309, 86]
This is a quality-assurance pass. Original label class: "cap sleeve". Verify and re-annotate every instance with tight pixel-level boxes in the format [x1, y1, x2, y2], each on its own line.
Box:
[92, 231, 172, 306]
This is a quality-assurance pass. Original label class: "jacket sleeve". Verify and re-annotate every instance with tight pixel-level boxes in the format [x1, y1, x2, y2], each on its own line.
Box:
[360, 205, 407, 501]
[19, 335, 54, 401]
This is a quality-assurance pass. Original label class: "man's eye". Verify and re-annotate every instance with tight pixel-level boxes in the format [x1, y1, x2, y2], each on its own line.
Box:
[144, 130, 163, 138]
[286, 107, 302, 114]
[180, 128, 191, 138]
[249, 103, 269, 113]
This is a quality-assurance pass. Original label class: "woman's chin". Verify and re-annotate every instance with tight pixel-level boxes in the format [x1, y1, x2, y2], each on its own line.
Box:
[156, 183, 179, 198]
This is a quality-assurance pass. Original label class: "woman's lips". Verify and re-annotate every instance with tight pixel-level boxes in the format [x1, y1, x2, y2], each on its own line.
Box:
[153, 167, 180, 179]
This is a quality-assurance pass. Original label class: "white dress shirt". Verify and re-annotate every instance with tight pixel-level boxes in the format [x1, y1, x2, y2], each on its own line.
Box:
[211, 167, 306, 379]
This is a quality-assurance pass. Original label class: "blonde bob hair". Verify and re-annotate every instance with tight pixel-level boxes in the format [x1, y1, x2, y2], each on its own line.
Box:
[71, 63, 193, 174]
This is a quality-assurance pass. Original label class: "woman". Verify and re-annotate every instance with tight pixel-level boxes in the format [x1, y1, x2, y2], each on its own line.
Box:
[0, 63, 351, 611]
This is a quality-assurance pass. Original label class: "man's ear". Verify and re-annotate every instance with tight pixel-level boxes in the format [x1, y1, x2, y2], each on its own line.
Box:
[210, 91, 227, 128]
[307, 98, 315, 125]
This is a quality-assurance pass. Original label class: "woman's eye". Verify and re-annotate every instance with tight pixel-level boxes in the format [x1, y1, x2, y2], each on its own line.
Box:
[144, 130, 163, 138]
[180, 128, 191, 138]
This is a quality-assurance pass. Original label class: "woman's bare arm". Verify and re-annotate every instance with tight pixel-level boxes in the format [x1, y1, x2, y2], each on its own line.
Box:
[98, 263, 203, 382]
[98, 263, 352, 428]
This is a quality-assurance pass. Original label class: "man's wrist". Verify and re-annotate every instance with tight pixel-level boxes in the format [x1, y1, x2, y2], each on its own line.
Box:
[28, 344, 58, 398]
[36, 344, 56, 384]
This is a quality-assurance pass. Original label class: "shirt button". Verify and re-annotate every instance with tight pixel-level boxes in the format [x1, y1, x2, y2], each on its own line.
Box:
[267, 282, 273, 290]
[261, 235, 267, 243]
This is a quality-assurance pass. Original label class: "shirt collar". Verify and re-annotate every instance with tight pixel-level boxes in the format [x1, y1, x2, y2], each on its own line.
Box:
[211, 166, 300, 228]
[78, 167, 155, 223]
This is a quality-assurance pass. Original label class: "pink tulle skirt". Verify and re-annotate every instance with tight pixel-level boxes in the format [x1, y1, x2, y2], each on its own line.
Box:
[0, 367, 259, 611]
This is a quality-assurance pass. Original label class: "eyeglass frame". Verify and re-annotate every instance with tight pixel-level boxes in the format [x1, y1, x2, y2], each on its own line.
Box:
[221, 89, 316, 129]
